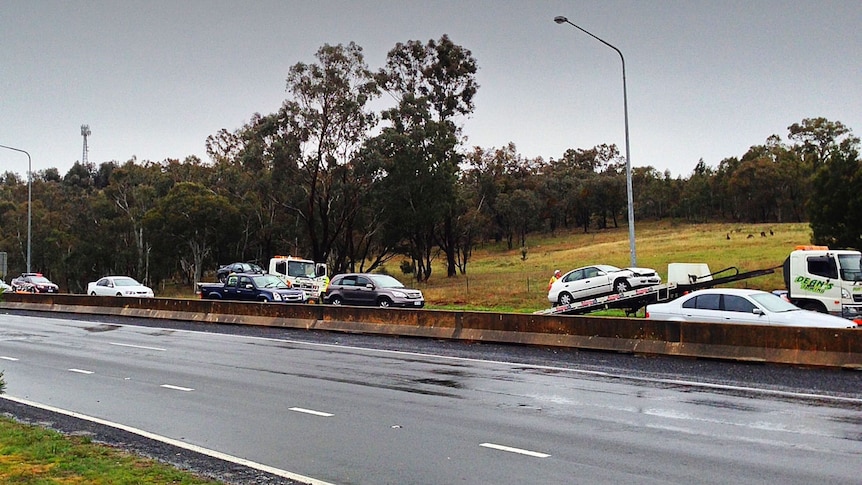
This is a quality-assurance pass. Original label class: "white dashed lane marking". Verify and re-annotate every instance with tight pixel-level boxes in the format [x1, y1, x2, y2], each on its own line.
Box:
[0, 356, 19, 361]
[480, 442, 551, 458]
[289, 407, 334, 417]
[109, 342, 167, 352]
[160, 384, 194, 392]
[68, 368, 94, 374]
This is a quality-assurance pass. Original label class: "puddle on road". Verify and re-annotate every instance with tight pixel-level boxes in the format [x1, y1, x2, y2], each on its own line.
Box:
[684, 398, 759, 412]
[414, 377, 463, 389]
[82, 324, 121, 333]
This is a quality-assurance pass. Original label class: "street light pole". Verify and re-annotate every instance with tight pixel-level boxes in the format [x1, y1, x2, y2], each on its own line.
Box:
[554, 15, 637, 267]
[0, 144, 32, 273]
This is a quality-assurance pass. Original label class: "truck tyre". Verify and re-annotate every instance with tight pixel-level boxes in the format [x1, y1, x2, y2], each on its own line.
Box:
[801, 301, 826, 313]
[377, 297, 393, 308]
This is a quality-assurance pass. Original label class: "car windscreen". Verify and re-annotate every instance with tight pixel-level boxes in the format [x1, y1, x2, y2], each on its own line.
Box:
[749, 293, 800, 313]
[252, 275, 289, 288]
[113, 278, 140, 286]
[368, 274, 405, 288]
[595, 265, 621, 273]
[30, 276, 52, 284]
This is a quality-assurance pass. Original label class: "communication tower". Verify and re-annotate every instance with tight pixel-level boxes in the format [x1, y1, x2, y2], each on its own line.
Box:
[81, 124, 91, 165]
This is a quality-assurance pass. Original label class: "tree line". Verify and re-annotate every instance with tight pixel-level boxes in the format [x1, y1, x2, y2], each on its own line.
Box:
[1, 37, 860, 293]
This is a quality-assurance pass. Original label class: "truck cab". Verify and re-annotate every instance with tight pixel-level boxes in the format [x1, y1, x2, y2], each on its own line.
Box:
[268, 255, 328, 298]
[783, 246, 862, 320]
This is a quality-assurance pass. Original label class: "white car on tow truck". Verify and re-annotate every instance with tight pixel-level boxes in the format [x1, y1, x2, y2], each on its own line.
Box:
[548, 264, 661, 306]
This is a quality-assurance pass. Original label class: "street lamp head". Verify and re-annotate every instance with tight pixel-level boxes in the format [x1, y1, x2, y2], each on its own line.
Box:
[553, 16, 568, 24]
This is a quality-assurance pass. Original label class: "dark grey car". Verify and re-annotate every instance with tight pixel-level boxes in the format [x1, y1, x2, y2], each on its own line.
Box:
[324, 273, 424, 308]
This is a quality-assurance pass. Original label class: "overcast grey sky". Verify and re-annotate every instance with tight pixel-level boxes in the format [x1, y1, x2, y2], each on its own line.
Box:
[2, 1, 860, 179]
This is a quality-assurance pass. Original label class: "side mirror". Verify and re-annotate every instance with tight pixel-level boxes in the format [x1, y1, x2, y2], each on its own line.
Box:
[753, 308, 764, 316]
[245, 284, 254, 290]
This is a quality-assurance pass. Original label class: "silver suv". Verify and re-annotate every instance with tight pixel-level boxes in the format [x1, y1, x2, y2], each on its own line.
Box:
[324, 273, 424, 308]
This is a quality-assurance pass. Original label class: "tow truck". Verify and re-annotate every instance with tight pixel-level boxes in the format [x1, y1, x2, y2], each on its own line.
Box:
[536, 264, 779, 316]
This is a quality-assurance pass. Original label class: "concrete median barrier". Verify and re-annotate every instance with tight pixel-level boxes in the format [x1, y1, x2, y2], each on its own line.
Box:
[1, 292, 860, 368]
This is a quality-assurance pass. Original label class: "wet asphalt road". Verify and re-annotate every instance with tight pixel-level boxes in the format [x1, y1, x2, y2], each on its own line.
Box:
[0, 309, 860, 484]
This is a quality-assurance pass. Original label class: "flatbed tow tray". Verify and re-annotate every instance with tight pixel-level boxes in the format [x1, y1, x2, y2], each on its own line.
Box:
[535, 283, 678, 316]
[536, 265, 779, 316]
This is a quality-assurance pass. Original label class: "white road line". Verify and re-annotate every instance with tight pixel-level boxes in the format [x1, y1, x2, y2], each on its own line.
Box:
[109, 342, 166, 351]
[480, 442, 550, 458]
[1, 395, 335, 485]
[289, 407, 334, 417]
[160, 384, 194, 392]
[68, 368, 94, 374]
[0, 356, 19, 361]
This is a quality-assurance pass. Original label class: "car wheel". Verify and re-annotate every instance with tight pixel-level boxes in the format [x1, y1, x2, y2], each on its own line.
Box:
[378, 297, 393, 308]
[330, 295, 343, 305]
[557, 292, 574, 306]
[614, 279, 631, 293]
[90, 291, 97, 296]
[28, 287, 37, 293]
[116, 292, 123, 297]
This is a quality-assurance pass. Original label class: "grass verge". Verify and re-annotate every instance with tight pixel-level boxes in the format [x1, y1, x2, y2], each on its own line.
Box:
[0, 416, 221, 484]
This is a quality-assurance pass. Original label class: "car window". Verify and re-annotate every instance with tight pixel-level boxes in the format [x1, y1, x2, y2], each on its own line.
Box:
[98, 279, 110, 287]
[723, 295, 755, 313]
[338, 276, 356, 287]
[695, 294, 721, 310]
[585, 267, 599, 278]
[368, 274, 405, 288]
[239, 276, 253, 287]
[227, 275, 238, 286]
[355, 276, 371, 286]
[682, 296, 697, 309]
[564, 270, 584, 283]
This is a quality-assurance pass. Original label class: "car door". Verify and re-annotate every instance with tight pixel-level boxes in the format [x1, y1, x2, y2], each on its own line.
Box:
[559, 269, 587, 300]
[719, 294, 765, 325]
[335, 275, 360, 304]
[351, 275, 377, 306]
[680, 293, 725, 323]
[580, 266, 613, 297]
[222, 275, 241, 300]
[96, 278, 113, 296]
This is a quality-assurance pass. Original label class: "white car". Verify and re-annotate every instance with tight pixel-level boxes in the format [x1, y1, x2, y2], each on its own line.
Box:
[645, 288, 859, 328]
[0, 280, 13, 293]
[548, 264, 661, 306]
[87, 276, 154, 297]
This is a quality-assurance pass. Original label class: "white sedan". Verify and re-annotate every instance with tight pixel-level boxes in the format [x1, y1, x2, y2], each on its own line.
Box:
[87, 276, 154, 297]
[548, 264, 661, 306]
[646, 288, 859, 328]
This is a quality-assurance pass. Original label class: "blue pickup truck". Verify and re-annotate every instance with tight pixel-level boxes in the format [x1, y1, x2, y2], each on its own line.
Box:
[197, 273, 312, 303]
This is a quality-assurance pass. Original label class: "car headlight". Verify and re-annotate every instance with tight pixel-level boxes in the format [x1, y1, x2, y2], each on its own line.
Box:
[273, 293, 282, 301]
[392, 290, 407, 298]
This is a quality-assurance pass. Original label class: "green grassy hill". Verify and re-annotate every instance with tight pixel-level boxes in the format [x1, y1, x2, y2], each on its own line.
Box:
[415, 221, 814, 313]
